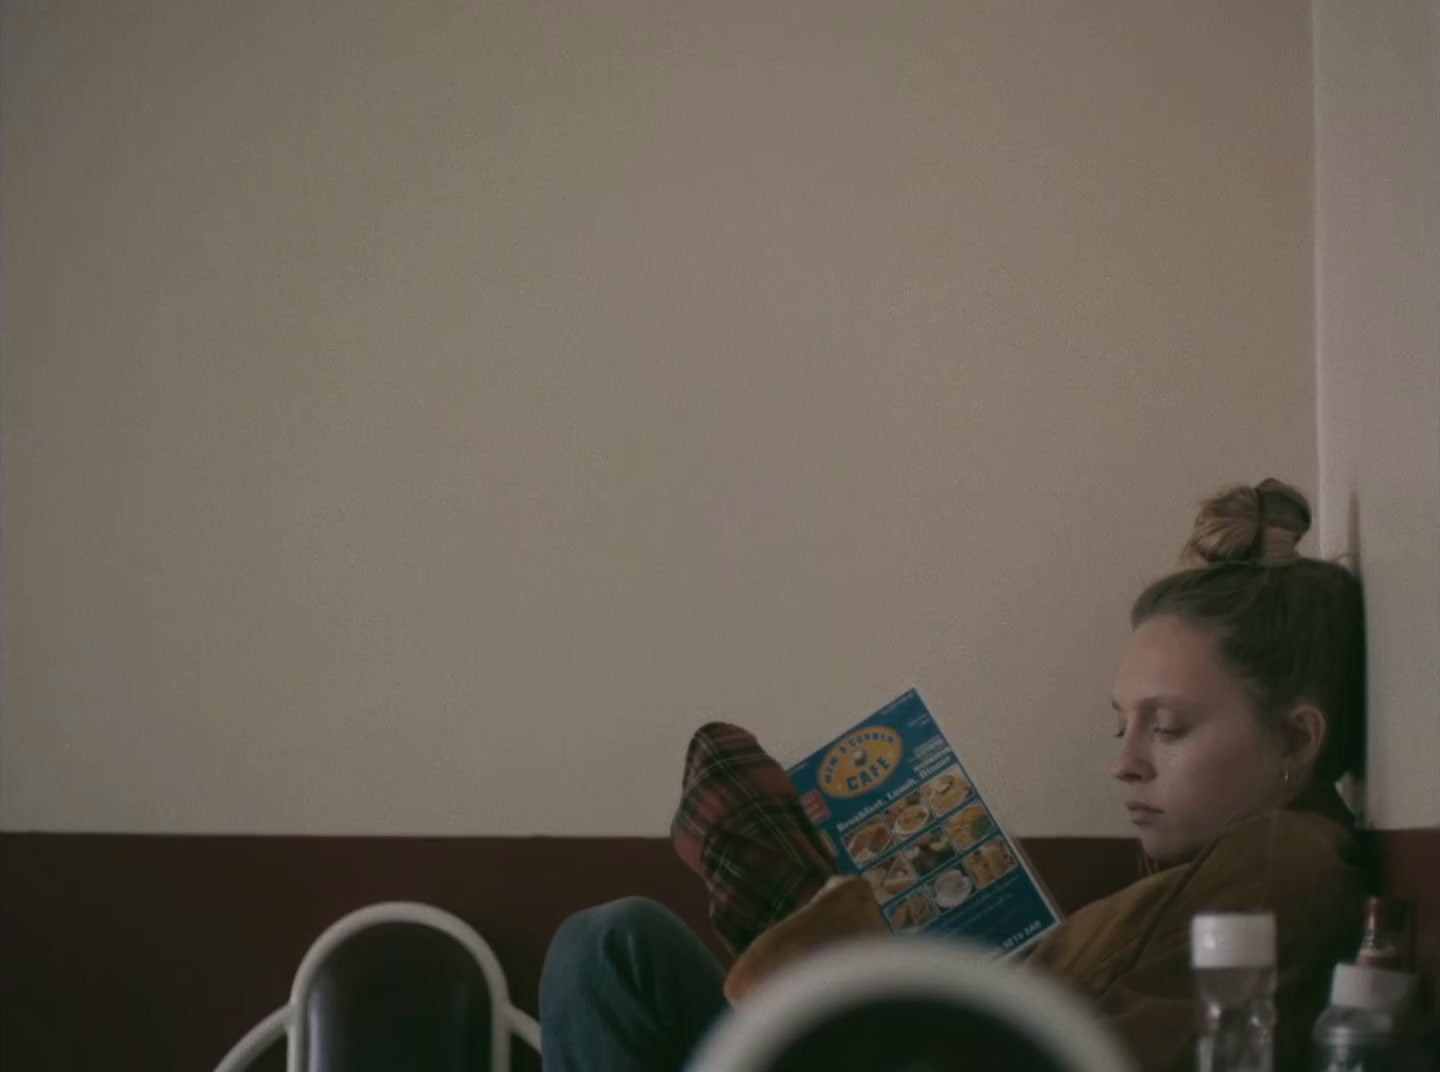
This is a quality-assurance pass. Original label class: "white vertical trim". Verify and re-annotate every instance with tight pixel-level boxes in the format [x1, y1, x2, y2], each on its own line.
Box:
[1311, 0, 1334, 556]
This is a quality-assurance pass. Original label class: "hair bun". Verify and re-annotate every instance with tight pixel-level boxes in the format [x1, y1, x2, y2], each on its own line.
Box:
[1184, 478, 1311, 566]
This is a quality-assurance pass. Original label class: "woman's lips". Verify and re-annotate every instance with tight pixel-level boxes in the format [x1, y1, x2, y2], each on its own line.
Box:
[1126, 803, 1162, 826]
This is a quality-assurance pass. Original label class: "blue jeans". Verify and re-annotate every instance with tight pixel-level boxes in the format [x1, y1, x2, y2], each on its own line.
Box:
[539, 898, 729, 1072]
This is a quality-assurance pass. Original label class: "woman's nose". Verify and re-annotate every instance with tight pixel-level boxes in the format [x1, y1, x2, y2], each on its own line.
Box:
[1110, 733, 1152, 783]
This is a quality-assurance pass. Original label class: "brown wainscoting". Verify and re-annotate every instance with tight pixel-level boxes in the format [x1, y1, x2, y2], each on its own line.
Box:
[6, 831, 1435, 1072]
[0, 833, 1140, 1072]
[1377, 828, 1440, 1013]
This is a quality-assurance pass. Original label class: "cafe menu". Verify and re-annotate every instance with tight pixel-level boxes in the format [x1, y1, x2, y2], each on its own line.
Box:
[788, 689, 1060, 955]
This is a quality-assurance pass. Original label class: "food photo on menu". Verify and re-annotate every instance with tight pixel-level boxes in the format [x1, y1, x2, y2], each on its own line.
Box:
[963, 836, 1020, 889]
[864, 852, 920, 901]
[788, 689, 1060, 956]
[843, 818, 893, 867]
[902, 829, 957, 877]
[885, 792, 933, 841]
[943, 802, 996, 851]
[886, 889, 937, 934]
[928, 865, 975, 911]
[921, 766, 972, 814]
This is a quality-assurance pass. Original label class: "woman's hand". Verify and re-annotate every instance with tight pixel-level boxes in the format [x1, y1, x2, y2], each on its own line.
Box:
[724, 876, 889, 1004]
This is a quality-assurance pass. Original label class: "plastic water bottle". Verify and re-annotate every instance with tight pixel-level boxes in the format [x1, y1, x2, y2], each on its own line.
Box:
[1310, 962, 1416, 1072]
[1191, 911, 1277, 1072]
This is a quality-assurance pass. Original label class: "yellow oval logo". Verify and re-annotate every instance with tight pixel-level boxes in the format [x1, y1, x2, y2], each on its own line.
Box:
[818, 726, 904, 799]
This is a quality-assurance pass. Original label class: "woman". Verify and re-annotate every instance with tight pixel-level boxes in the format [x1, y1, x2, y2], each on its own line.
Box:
[539, 479, 1367, 1072]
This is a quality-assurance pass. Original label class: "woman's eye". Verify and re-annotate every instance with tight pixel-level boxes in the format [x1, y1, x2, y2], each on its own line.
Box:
[1153, 727, 1185, 741]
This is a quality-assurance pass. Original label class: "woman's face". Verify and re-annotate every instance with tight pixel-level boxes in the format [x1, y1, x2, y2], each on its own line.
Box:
[1110, 614, 1287, 863]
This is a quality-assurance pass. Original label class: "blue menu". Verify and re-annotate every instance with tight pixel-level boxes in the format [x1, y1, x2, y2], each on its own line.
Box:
[787, 689, 1060, 955]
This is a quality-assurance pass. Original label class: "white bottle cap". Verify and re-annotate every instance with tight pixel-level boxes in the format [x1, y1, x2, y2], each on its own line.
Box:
[1329, 962, 1416, 1012]
[1190, 911, 1276, 969]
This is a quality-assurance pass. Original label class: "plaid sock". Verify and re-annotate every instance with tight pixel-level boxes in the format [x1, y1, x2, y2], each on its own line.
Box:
[670, 722, 838, 955]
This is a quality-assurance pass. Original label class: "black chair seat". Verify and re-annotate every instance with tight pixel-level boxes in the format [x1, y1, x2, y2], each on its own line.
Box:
[303, 922, 495, 1072]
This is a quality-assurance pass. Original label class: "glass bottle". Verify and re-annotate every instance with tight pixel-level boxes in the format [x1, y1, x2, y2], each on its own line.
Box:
[1355, 897, 1410, 971]
[1310, 962, 1416, 1072]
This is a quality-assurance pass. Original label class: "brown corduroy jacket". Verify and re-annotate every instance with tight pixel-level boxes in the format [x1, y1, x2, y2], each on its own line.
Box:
[727, 789, 1363, 1072]
[1024, 790, 1363, 1072]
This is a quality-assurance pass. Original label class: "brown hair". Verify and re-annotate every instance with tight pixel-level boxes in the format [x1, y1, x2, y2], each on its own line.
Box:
[1131, 479, 1366, 783]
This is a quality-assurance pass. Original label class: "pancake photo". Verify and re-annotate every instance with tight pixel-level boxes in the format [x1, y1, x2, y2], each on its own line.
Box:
[885, 792, 933, 841]
[921, 765, 973, 815]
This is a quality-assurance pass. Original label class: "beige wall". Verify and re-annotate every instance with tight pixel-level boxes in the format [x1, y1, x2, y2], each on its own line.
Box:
[1, 1, 1318, 835]
[1314, 1, 1440, 828]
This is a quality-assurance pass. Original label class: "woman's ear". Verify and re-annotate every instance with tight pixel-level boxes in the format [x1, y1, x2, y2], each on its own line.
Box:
[1283, 704, 1328, 779]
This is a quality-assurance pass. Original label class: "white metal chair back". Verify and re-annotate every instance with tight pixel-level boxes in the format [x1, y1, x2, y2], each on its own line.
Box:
[212, 902, 541, 1072]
